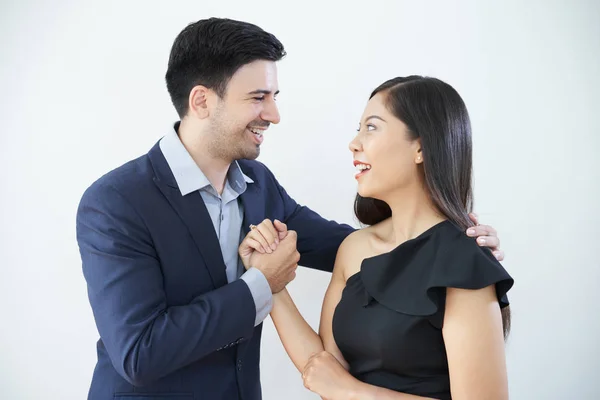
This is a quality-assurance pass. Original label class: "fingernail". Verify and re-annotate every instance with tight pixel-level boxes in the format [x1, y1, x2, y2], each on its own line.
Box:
[271, 243, 277, 251]
[467, 229, 475, 235]
[478, 238, 486, 244]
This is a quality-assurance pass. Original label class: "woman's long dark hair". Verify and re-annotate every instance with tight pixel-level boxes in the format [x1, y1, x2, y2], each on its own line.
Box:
[354, 76, 511, 338]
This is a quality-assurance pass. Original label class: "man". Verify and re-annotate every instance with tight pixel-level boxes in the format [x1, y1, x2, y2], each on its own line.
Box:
[76, 17, 503, 400]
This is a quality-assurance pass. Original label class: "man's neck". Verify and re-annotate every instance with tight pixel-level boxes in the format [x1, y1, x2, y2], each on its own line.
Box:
[178, 120, 230, 195]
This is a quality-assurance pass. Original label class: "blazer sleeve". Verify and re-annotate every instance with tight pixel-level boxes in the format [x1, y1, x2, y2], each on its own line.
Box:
[267, 170, 356, 273]
[76, 182, 256, 386]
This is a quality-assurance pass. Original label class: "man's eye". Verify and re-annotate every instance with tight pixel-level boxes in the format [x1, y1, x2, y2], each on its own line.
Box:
[253, 97, 265, 101]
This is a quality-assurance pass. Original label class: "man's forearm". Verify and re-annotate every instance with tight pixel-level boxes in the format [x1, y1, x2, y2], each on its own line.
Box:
[93, 279, 256, 386]
[240, 267, 273, 325]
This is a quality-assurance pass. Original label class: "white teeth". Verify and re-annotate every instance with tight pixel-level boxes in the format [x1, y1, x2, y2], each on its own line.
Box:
[249, 128, 263, 136]
[356, 164, 371, 171]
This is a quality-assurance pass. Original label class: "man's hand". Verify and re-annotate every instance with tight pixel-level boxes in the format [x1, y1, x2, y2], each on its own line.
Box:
[238, 219, 288, 268]
[239, 219, 298, 293]
[466, 213, 504, 261]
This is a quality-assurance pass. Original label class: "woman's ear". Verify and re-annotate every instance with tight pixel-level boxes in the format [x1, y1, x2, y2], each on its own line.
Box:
[414, 140, 423, 164]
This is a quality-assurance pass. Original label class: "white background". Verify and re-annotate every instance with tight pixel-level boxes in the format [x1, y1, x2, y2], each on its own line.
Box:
[1, 0, 599, 399]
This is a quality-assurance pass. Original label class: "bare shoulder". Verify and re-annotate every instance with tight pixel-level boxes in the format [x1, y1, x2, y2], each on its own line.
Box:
[335, 219, 392, 281]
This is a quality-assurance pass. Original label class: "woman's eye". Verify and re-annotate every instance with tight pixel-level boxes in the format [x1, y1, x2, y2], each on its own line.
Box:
[366, 124, 376, 131]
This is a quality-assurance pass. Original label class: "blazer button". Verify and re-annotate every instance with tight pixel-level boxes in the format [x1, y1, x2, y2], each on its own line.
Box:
[237, 360, 242, 371]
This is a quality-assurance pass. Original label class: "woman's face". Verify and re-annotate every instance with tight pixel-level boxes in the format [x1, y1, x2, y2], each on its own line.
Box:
[349, 92, 423, 201]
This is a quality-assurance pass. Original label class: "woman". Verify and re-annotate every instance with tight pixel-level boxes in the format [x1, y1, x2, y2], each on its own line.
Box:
[240, 76, 513, 399]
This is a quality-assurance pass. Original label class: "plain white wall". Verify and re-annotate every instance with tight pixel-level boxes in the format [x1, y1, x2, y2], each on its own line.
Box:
[1, 0, 599, 398]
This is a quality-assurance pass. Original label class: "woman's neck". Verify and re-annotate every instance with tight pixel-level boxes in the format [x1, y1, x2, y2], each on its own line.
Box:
[382, 185, 446, 246]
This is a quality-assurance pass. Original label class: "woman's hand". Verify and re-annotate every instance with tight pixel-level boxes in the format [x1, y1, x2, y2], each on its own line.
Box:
[238, 219, 288, 269]
[302, 351, 359, 400]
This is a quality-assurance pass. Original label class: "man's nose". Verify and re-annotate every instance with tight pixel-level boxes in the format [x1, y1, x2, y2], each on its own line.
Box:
[261, 100, 281, 124]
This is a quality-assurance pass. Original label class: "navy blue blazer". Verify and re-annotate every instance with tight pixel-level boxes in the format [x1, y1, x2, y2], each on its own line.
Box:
[76, 142, 355, 400]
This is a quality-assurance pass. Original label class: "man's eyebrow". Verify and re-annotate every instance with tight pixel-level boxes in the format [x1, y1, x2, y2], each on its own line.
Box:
[247, 89, 280, 96]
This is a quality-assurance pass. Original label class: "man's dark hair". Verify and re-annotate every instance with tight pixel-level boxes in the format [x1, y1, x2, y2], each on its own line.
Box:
[165, 17, 286, 118]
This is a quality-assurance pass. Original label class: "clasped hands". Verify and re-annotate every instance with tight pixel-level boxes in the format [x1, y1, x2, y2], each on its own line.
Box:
[238, 219, 299, 293]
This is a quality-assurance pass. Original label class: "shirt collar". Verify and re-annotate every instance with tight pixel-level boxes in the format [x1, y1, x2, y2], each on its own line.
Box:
[159, 122, 254, 196]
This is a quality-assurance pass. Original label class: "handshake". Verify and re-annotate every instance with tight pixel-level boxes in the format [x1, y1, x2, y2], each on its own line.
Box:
[238, 219, 300, 293]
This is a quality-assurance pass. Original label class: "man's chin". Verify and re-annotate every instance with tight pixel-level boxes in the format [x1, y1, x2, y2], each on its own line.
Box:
[238, 147, 260, 161]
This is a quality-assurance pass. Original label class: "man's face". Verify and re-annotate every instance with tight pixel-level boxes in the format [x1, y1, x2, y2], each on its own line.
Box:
[207, 60, 280, 161]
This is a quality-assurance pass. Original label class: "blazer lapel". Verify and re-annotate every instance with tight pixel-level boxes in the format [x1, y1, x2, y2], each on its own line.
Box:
[237, 177, 267, 356]
[239, 180, 266, 235]
[149, 143, 228, 289]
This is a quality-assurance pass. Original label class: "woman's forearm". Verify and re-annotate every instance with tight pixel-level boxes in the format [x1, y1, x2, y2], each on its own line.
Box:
[349, 382, 436, 400]
[270, 291, 434, 400]
[270, 288, 325, 372]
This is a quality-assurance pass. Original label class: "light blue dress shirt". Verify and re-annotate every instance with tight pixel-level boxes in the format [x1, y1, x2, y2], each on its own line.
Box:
[159, 126, 272, 326]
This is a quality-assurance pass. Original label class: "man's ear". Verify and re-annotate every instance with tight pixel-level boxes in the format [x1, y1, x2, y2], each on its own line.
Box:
[188, 85, 211, 119]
